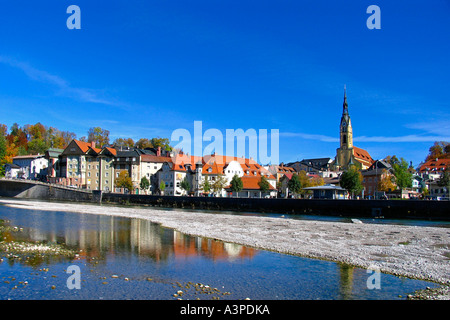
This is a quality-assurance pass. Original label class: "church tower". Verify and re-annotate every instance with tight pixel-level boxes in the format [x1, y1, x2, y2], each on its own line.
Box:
[333, 86, 375, 171]
[340, 87, 353, 149]
[335, 86, 355, 170]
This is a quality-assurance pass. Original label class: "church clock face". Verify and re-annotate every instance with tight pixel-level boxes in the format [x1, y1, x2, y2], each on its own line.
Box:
[342, 121, 346, 127]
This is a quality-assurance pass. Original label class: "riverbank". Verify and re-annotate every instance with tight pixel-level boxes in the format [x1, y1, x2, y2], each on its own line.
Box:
[1, 198, 449, 299]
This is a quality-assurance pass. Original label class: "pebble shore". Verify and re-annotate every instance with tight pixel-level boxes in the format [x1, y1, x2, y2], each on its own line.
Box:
[1, 198, 449, 299]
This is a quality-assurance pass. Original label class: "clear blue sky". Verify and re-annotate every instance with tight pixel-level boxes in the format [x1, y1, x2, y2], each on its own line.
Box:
[1, 0, 449, 167]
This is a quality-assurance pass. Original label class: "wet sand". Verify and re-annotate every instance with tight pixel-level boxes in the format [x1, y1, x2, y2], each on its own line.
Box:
[1, 198, 449, 289]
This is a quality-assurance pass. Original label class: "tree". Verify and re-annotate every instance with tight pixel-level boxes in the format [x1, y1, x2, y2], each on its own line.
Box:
[258, 176, 271, 193]
[115, 171, 134, 193]
[180, 176, 191, 195]
[391, 157, 412, 190]
[425, 141, 449, 161]
[340, 165, 363, 198]
[438, 168, 450, 188]
[288, 174, 302, 197]
[159, 181, 166, 195]
[200, 178, 211, 195]
[212, 174, 227, 196]
[140, 176, 150, 194]
[87, 127, 110, 148]
[230, 174, 243, 197]
[150, 137, 172, 151]
[113, 138, 135, 148]
[378, 169, 396, 192]
[0, 133, 6, 176]
[135, 138, 153, 149]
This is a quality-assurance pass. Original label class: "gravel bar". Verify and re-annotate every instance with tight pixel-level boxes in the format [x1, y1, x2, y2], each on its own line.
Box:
[1, 199, 449, 289]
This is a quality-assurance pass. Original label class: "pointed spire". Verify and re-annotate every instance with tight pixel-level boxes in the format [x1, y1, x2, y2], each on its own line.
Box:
[343, 85, 348, 114]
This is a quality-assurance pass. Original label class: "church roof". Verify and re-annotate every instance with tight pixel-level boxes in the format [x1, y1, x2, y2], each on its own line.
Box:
[353, 147, 374, 166]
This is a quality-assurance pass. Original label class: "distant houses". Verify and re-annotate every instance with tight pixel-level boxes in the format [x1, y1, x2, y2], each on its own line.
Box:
[3, 89, 448, 200]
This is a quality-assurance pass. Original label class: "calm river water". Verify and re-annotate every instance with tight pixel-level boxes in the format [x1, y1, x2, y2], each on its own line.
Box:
[0, 203, 441, 300]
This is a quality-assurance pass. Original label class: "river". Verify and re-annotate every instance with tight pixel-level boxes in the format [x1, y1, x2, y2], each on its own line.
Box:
[0, 202, 441, 300]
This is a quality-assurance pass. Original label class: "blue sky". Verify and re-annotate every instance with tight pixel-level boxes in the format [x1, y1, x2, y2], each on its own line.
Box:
[1, 0, 449, 167]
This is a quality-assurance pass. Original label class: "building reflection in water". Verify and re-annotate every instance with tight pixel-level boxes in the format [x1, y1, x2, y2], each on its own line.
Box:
[4, 212, 258, 265]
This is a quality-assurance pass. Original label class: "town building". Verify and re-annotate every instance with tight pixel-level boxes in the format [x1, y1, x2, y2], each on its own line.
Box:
[158, 153, 277, 197]
[45, 148, 64, 178]
[302, 184, 347, 199]
[4, 163, 21, 179]
[113, 147, 143, 193]
[418, 158, 449, 175]
[53, 139, 95, 188]
[265, 164, 296, 182]
[284, 158, 338, 178]
[361, 159, 393, 197]
[12, 154, 48, 180]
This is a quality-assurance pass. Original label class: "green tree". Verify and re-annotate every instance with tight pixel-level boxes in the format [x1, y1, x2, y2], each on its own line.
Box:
[212, 174, 227, 196]
[140, 176, 150, 194]
[391, 158, 412, 190]
[200, 179, 211, 195]
[180, 176, 191, 195]
[340, 165, 363, 198]
[288, 174, 302, 197]
[159, 180, 166, 195]
[258, 176, 271, 192]
[438, 169, 450, 188]
[230, 174, 243, 197]
[150, 137, 172, 151]
[0, 133, 6, 176]
[115, 171, 134, 193]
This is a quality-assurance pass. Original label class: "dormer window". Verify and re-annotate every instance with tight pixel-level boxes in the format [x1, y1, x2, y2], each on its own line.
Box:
[208, 167, 212, 173]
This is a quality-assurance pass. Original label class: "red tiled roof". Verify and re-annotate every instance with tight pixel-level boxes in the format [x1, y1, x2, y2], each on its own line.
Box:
[353, 146, 374, 165]
[104, 147, 117, 156]
[141, 155, 172, 163]
[168, 153, 276, 179]
[419, 158, 450, 172]
[73, 140, 94, 153]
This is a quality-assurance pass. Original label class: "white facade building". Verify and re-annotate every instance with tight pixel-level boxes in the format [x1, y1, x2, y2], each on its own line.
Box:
[12, 154, 48, 180]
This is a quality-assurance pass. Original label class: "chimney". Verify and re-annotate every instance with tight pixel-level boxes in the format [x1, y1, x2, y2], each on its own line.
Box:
[157, 146, 161, 157]
[91, 141, 96, 149]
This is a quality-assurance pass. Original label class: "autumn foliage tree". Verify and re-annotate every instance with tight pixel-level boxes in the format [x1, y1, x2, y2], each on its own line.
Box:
[115, 171, 134, 193]
[425, 141, 450, 161]
[378, 169, 396, 192]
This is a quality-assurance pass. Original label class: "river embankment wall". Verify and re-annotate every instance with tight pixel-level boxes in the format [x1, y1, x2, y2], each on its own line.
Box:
[0, 179, 93, 202]
[100, 192, 449, 220]
[1, 179, 449, 220]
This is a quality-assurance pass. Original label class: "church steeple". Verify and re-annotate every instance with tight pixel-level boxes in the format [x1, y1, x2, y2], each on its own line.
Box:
[340, 86, 353, 149]
[343, 85, 348, 115]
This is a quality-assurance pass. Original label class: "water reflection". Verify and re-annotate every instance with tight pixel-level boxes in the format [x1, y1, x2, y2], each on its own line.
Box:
[0, 206, 440, 300]
[1, 210, 258, 266]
